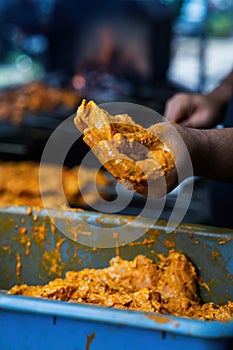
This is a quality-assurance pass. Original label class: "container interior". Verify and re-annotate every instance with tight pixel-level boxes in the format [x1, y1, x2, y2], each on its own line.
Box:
[0, 206, 233, 305]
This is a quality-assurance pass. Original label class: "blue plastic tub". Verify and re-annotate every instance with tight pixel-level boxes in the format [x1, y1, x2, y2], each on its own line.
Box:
[0, 206, 233, 350]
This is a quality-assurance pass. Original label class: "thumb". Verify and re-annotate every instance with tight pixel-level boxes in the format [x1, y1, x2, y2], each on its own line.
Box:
[164, 96, 189, 123]
[180, 112, 205, 128]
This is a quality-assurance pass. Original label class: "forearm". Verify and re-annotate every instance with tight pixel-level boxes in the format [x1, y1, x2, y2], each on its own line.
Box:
[177, 126, 233, 182]
[207, 70, 233, 108]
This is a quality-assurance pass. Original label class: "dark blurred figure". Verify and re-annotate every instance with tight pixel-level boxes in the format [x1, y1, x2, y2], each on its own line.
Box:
[46, 0, 181, 106]
[47, 1, 174, 80]
[0, 0, 182, 107]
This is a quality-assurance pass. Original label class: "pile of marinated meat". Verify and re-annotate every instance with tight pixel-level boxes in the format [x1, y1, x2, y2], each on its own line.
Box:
[0, 161, 109, 208]
[0, 81, 80, 125]
[9, 251, 233, 320]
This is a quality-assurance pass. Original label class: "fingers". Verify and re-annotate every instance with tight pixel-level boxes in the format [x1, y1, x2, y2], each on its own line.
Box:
[164, 93, 192, 123]
[180, 108, 215, 128]
[94, 139, 169, 198]
[180, 113, 204, 128]
[164, 93, 219, 129]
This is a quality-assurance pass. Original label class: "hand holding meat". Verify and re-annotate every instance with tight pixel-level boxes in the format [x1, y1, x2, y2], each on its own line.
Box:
[74, 100, 176, 197]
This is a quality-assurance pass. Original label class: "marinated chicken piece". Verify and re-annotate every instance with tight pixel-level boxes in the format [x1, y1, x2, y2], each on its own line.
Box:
[182, 301, 233, 321]
[157, 251, 198, 300]
[155, 251, 200, 315]
[74, 100, 175, 196]
[65, 255, 161, 293]
[8, 251, 233, 321]
[9, 284, 43, 298]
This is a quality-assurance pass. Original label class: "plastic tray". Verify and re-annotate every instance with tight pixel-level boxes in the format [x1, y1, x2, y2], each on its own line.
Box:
[0, 206, 233, 350]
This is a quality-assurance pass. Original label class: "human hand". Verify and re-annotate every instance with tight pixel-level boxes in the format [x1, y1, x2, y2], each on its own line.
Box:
[92, 122, 181, 198]
[75, 100, 180, 198]
[164, 93, 224, 128]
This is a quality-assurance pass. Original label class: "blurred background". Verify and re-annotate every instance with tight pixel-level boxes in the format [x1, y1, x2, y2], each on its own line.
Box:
[0, 0, 233, 225]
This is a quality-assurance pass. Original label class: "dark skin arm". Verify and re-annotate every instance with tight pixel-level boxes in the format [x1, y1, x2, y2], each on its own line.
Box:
[177, 125, 233, 182]
[126, 123, 233, 197]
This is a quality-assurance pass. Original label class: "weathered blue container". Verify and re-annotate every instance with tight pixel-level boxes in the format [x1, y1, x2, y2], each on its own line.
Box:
[0, 206, 232, 350]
